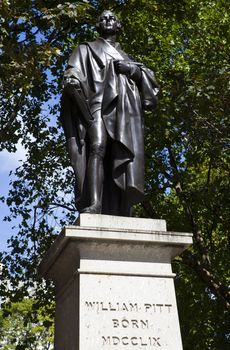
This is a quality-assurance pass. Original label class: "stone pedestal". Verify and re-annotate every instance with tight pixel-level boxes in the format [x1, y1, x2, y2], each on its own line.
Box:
[38, 214, 193, 350]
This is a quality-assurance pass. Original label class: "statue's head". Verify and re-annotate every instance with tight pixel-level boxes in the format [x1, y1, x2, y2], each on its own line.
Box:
[96, 10, 121, 35]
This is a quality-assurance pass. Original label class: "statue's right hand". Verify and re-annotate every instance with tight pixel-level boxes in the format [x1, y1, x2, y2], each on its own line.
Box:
[64, 77, 81, 88]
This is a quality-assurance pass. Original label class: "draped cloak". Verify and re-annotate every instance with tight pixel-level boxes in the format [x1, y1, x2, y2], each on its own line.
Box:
[61, 38, 159, 215]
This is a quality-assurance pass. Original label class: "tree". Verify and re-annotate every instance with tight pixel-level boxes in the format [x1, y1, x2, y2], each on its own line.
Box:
[0, 298, 54, 349]
[0, 1, 229, 349]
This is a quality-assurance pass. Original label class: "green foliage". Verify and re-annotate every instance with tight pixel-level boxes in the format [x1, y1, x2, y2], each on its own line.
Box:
[0, 1, 229, 349]
[0, 298, 54, 349]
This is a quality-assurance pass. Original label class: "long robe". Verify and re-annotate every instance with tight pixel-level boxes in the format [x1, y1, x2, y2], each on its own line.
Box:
[61, 38, 159, 215]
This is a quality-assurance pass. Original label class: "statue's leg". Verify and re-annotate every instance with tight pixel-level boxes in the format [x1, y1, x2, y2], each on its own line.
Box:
[66, 137, 86, 203]
[82, 112, 107, 214]
[61, 93, 87, 204]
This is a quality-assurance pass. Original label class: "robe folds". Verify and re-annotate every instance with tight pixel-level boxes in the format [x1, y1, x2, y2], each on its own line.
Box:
[61, 37, 159, 215]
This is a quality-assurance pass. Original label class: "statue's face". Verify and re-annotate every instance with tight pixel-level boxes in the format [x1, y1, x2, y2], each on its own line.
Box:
[98, 11, 119, 35]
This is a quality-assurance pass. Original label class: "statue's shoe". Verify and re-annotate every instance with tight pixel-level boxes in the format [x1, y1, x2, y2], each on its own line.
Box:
[81, 203, 102, 214]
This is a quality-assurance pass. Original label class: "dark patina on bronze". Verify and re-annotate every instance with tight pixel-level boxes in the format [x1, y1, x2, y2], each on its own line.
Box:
[61, 10, 159, 216]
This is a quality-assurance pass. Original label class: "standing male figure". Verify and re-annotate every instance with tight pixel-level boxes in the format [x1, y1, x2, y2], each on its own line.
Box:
[61, 10, 159, 216]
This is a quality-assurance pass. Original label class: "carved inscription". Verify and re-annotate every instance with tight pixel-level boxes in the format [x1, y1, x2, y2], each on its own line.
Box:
[85, 301, 172, 313]
[84, 301, 173, 347]
[85, 302, 138, 312]
[112, 319, 149, 329]
[102, 336, 161, 347]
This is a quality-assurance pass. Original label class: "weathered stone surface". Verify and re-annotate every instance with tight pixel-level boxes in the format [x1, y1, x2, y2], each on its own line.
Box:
[38, 214, 193, 350]
[80, 275, 182, 349]
[76, 213, 167, 231]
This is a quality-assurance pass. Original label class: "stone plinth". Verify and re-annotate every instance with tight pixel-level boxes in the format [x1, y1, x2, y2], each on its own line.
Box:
[38, 214, 193, 350]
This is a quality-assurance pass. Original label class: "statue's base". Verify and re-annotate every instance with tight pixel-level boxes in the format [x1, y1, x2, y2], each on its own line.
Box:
[38, 214, 193, 350]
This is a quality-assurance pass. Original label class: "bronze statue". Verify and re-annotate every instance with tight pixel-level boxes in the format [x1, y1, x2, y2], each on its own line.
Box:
[61, 10, 159, 216]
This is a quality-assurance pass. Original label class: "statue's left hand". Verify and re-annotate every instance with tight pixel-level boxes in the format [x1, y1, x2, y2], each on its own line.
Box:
[114, 60, 131, 75]
[114, 60, 142, 83]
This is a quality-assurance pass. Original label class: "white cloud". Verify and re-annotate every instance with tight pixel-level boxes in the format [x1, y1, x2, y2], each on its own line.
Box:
[0, 142, 27, 174]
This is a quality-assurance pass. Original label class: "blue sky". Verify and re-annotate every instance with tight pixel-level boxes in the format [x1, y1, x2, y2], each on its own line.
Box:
[0, 144, 26, 252]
